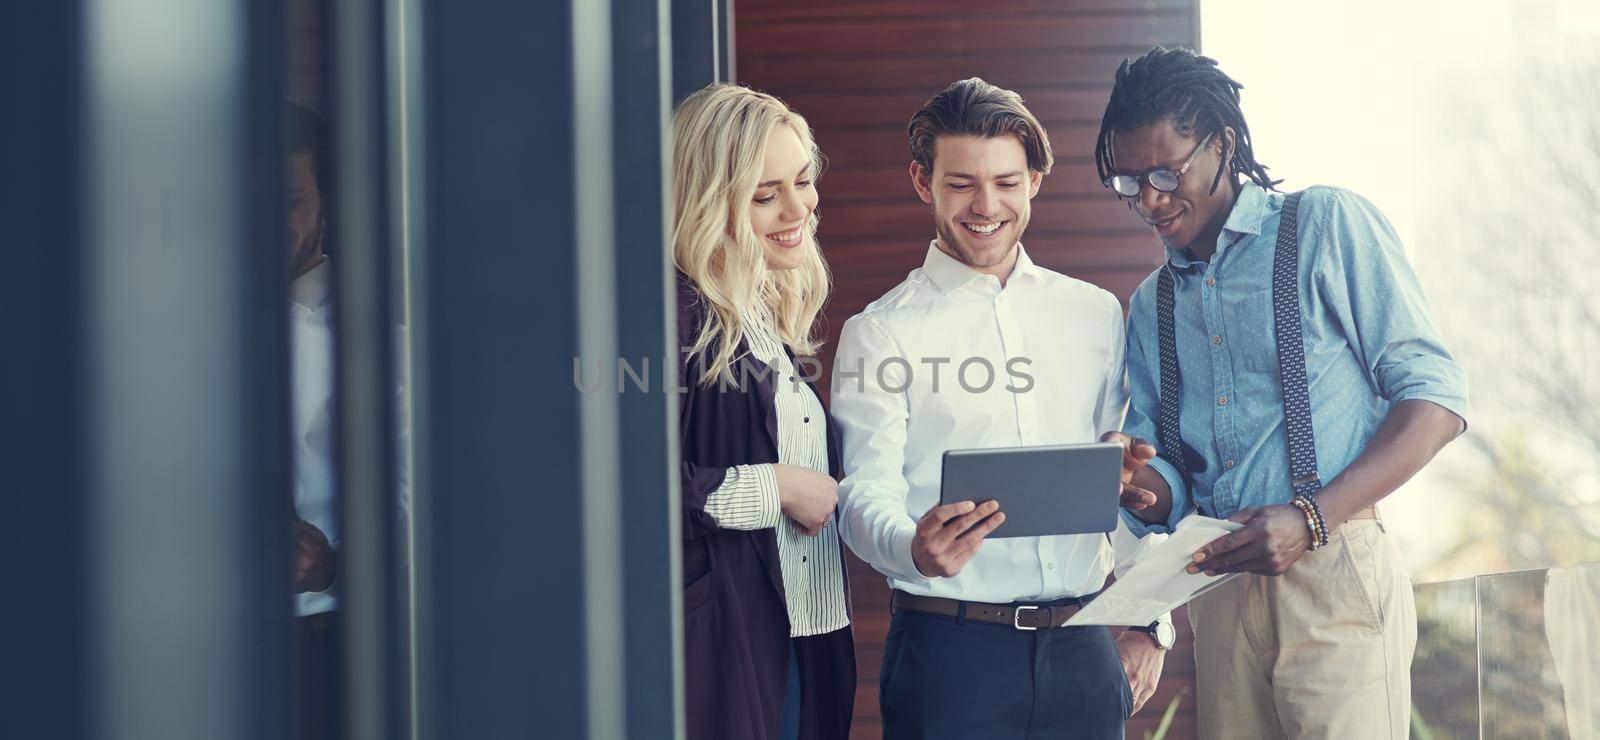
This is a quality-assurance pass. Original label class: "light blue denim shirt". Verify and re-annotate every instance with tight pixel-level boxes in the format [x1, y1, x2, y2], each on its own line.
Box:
[1120, 183, 1469, 536]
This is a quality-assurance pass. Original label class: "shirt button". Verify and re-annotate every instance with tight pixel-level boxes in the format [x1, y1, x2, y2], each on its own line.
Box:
[803, 417, 810, 423]
[1211, 335, 1222, 345]
[801, 555, 808, 563]
[1225, 459, 1236, 469]
[1206, 277, 1216, 286]
[1046, 562, 1055, 570]
[1218, 396, 1229, 406]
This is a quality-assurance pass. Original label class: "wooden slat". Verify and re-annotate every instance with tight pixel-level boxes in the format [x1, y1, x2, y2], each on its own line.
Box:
[739, 14, 1194, 59]
[781, 88, 1117, 129]
[739, 0, 1193, 23]
[741, 48, 1153, 94]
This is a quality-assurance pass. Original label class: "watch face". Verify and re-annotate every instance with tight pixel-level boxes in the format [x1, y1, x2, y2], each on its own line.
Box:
[1155, 622, 1177, 649]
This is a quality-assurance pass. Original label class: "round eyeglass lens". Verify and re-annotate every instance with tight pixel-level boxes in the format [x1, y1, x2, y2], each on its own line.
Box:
[1147, 169, 1180, 192]
[1110, 175, 1140, 197]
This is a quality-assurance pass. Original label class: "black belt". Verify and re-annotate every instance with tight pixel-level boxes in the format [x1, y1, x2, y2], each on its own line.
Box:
[890, 590, 1095, 631]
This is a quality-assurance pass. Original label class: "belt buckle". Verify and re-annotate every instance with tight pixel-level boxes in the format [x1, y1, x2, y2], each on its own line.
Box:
[1012, 605, 1041, 631]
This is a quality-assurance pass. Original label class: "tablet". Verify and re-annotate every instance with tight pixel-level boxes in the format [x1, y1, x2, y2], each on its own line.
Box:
[938, 442, 1123, 539]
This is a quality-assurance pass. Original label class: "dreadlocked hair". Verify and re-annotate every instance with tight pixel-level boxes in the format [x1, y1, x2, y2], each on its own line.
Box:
[1094, 46, 1281, 195]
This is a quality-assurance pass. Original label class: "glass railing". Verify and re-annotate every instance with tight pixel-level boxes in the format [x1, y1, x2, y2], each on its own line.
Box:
[1412, 562, 1600, 738]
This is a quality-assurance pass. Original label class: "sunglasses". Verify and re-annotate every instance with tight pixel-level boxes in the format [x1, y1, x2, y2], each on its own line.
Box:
[1104, 133, 1214, 199]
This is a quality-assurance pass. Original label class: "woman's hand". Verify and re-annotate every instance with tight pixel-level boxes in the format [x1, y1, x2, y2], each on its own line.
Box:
[774, 463, 838, 536]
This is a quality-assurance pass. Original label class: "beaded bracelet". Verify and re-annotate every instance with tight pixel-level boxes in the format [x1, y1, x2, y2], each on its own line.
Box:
[1290, 495, 1330, 550]
[1299, 493, 1331, 547]
[1289, 497, 1322, 551]
[1290, 497, 1314, 549]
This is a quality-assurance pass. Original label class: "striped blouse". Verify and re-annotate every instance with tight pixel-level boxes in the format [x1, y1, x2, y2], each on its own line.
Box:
[701, 309, 850, 638]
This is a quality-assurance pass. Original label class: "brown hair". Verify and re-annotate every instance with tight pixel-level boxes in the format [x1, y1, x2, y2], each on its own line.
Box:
[907, 77, 1054, 175]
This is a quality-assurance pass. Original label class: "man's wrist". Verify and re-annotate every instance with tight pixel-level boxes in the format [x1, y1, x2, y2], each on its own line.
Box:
[1129, 621, 1175, 650]
[898, 527, 934, 582]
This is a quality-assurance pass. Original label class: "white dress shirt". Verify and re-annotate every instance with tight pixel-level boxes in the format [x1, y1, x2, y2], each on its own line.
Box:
[834, 242, 1165, 605]
[701, 307, 850, 637]
[290, 260, 339, 617]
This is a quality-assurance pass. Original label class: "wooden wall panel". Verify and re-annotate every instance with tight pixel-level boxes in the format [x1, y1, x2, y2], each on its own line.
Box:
[286, 0, 327, 111]
[740, 14, 1191, 58]
[734, 2, 1200, 737]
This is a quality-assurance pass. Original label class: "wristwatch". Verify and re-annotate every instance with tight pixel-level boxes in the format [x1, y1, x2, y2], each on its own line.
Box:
[1129, 620, 1176, 650]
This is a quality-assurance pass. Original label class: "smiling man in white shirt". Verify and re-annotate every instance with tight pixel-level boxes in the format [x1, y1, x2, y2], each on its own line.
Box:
[832, 78, 1171, 739]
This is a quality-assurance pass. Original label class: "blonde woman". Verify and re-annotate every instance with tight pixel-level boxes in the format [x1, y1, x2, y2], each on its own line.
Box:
[672, 84, 854, 740]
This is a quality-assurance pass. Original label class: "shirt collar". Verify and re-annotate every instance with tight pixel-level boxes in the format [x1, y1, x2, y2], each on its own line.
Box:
[1222, 182, 1270, 238]
[289, 258, 334, 311]
[921, 240, 1039, 295]
[1164, 183, 1271, 269]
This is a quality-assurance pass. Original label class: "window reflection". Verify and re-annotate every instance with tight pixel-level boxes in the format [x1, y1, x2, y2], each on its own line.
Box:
[283, 0, 419, 733]
[1544, 565, 1600, 737]
[284, 98, 343, 740]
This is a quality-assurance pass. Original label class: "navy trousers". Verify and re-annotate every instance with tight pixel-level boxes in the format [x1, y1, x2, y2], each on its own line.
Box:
[880, 599, 1132, 739]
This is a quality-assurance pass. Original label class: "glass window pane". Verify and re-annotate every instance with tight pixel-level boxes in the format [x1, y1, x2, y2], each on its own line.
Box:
[1413, 578, 1480, 737]
[1478, 569, 1568, 736]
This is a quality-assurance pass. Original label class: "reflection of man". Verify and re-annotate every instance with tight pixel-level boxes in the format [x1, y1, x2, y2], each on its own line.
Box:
[1545, 565, 1600, 737]
[1096, 48, 1468, 738]
[285, 99, 340, 740]
[282, 100, 412, 740]
[832, 78, 1171, 740]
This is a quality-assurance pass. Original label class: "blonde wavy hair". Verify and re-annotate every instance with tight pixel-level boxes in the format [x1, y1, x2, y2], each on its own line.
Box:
[672, 83, 832, 386]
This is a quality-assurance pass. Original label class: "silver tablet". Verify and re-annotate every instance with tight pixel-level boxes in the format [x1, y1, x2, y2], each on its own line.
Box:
[938, 441, 1123, 539]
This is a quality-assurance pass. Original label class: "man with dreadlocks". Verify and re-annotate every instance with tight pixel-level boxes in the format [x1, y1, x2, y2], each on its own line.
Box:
[1095, 47, 1468, 738]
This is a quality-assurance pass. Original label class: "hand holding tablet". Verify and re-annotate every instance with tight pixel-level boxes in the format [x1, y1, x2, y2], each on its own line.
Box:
[939, 441, 1125, 540]
[910, 499, 1006, 578]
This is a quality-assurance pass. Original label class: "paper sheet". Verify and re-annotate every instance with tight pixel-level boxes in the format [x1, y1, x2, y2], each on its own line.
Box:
[1066, 515, 1245, 627]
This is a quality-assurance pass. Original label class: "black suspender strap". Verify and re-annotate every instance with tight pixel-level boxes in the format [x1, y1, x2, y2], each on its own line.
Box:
[1271, 192, 1323, 496]
[1154, 266, 1190, 487]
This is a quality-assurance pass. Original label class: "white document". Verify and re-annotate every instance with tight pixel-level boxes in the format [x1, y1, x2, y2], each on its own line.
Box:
[1066, 515, 1245, 627]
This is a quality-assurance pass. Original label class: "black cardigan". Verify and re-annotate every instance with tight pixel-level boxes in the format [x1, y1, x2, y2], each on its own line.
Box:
[676, 275, 854, 740]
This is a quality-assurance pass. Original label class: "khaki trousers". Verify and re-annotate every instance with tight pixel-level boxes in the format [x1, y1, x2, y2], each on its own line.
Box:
[1188, 518, 1417, 739]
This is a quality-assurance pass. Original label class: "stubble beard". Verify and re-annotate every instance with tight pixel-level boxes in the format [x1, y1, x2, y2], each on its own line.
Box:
[933, 207, 1029, 269]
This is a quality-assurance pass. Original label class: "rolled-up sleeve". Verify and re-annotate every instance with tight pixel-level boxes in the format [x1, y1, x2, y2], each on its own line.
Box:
[1120, 306, 1192, 536]
[702, 464, 783, 531]
[832, 314, 929, 584]
[1316, 188, 1469, 427]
